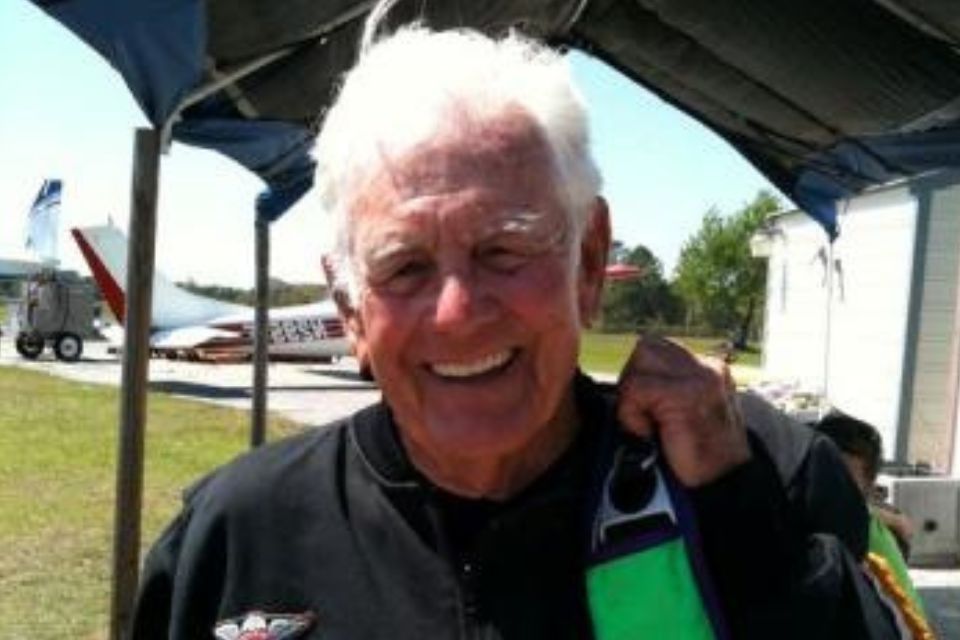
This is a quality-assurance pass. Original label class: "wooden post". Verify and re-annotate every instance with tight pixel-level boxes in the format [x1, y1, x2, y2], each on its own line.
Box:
[251, 215, 270, 447]
[109, 128, 160, 640]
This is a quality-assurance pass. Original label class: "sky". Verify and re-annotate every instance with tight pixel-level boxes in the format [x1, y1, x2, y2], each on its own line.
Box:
[0, 2, 779, 289]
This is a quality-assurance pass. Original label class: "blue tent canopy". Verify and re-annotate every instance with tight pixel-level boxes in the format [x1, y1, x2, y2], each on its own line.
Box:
[32, 0, 317, 222]
[29, 0, 960, 233]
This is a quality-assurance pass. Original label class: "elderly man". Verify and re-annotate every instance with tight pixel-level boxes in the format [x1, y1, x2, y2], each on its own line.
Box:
[132, 19, 900, 640]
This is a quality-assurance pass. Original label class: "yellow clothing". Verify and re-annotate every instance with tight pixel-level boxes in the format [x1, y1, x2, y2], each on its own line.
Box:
[865, 514, 934, 639]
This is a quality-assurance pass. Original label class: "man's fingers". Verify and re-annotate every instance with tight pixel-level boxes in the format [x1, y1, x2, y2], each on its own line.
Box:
[616, 376, 655, 438]
[620, 336, 735, 412]
[618, 372, 708, 436]
[621, 334, 707, 381]
[699, 354, 737, 393]
[616, 335, 750, 487]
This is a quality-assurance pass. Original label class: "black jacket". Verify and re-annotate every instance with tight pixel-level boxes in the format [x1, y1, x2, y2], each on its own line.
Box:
[131, 375, 899, 639]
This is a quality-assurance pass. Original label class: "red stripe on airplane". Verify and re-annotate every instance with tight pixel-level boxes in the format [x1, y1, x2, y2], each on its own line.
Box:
[71, 228, 126, 322]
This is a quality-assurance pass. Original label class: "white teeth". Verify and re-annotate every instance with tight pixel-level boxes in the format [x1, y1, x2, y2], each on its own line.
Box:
[431, 350, 512, 378]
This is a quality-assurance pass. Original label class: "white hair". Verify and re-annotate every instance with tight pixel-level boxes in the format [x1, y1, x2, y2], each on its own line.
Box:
[315, 21, 601, 302]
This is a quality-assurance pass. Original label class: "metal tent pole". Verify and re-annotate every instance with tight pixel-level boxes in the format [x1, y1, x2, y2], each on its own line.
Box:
[109, 127, 160, 640]
[251, 216, 270, 447]
[822, 239, 835, 405]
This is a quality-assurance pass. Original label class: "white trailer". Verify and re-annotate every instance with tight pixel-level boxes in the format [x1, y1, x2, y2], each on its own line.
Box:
[760, 172, 960, 475]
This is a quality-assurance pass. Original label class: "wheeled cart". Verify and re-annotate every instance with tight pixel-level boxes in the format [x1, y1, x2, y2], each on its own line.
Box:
[14, 272, 96, 362]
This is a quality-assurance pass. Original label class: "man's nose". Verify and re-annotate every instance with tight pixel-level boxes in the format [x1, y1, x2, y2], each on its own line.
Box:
[433, 271, 485, 329]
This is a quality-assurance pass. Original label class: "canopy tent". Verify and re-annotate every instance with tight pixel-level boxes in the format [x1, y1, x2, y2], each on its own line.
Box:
[26, 1, 960, 637]
[30, 0, 960, 235]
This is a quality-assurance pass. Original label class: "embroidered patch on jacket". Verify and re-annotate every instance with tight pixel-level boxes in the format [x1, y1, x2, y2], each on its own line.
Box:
[214, 611, 315, 640]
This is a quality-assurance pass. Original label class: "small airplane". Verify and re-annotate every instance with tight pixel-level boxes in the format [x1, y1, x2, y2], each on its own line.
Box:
[71, 224, 352, 362]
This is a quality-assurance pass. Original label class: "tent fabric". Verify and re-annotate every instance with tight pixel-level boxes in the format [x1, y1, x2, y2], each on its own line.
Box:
[35, 0, 205, 126]
[171, 118, 316, 222]
[29, 0, 960, 233]
[569, 0, 960, 236]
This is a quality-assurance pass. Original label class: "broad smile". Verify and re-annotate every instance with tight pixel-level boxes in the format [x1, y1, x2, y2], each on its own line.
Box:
[428, 349, 517, 380]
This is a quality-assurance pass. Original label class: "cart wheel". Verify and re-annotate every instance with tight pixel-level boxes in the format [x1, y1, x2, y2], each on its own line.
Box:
[54, 333, 83, 362]
[15, 332, 44, 359]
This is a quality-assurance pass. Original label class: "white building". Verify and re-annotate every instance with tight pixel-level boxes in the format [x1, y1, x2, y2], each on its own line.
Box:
[760, 172, 960, 475]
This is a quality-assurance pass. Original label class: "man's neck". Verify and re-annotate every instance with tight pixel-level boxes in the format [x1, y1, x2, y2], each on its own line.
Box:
[400, 392, 580, 501]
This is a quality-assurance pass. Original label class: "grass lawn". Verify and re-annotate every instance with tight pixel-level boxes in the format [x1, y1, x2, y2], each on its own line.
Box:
[579, 331, 762, 381]
[578, 331, 637, 374]
[0, 366, 299, 639]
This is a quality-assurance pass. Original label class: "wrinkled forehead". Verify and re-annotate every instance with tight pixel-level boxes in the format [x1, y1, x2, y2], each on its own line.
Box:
[349, 107, 568, 232]
[377, 106, 557, 195]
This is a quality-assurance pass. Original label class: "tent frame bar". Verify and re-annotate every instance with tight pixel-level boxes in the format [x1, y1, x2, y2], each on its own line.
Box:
[160, 1, 377, 148]
[109, 127, 161, 640]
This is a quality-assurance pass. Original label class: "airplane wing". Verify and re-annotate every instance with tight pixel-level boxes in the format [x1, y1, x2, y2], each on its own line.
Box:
[99, 324, 125, 346]
[151, 325, 238, 349]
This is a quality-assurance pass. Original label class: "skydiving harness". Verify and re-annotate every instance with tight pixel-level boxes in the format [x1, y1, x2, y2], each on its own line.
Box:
[586, 434, 730, 640]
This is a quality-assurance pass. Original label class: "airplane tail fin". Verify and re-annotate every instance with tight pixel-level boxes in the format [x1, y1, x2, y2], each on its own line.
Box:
[71, 225, 249, 328]
[25, 179, 62, 265]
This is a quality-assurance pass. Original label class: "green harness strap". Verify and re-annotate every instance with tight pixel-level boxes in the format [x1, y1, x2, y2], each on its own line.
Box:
[588, 537, 714, 640]
[868, 514, 925, 616]
[586, 438, 726, 640]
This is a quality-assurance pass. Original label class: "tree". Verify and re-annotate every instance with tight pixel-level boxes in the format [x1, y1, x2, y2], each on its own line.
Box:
[600, 243, 683, 331]
[176, 279, 328, 307]
[0, 279, 20, 298]
[608, 239, 629, 266]
[673, 190, 780, 345]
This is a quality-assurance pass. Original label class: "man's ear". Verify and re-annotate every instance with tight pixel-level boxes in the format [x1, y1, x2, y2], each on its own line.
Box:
[577, 196, 611, 327]
[341, 301, 369, 365]
[330, 285, 369, 366]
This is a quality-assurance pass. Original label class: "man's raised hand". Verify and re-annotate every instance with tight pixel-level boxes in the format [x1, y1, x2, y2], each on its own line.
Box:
[616, 335, 751, 487]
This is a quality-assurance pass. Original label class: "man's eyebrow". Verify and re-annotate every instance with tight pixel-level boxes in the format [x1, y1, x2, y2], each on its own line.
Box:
[361, 234, 423, 266]
[479, 210, 568, 244]
[488, 210, 549, 231]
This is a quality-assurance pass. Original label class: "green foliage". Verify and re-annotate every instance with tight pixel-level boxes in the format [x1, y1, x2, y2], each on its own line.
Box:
[600, 244, 683, 332]
[579, 331, 761, 380]
[673, 191, 780, 343]
[608, 239, 630, 265]
[178, 278, 328, 307]
[0, 279, 20, 297]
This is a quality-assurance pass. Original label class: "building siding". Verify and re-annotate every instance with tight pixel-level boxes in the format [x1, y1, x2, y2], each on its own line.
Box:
[826, 190, 916, 458]
[763, 187, 916, 458]
[907, 183, 960, 471]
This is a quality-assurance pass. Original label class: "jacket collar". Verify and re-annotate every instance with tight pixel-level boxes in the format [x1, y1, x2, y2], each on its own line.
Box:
[349, 371, 615, 490]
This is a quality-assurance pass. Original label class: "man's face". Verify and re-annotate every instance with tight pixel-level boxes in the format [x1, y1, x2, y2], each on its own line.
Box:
[347, 110, 607, 463]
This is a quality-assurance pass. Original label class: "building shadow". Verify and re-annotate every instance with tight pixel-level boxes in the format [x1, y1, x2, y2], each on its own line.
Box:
[148, 380, 375, 400]
[304, 368, 376, 385]
[148, 381, 251, 400]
